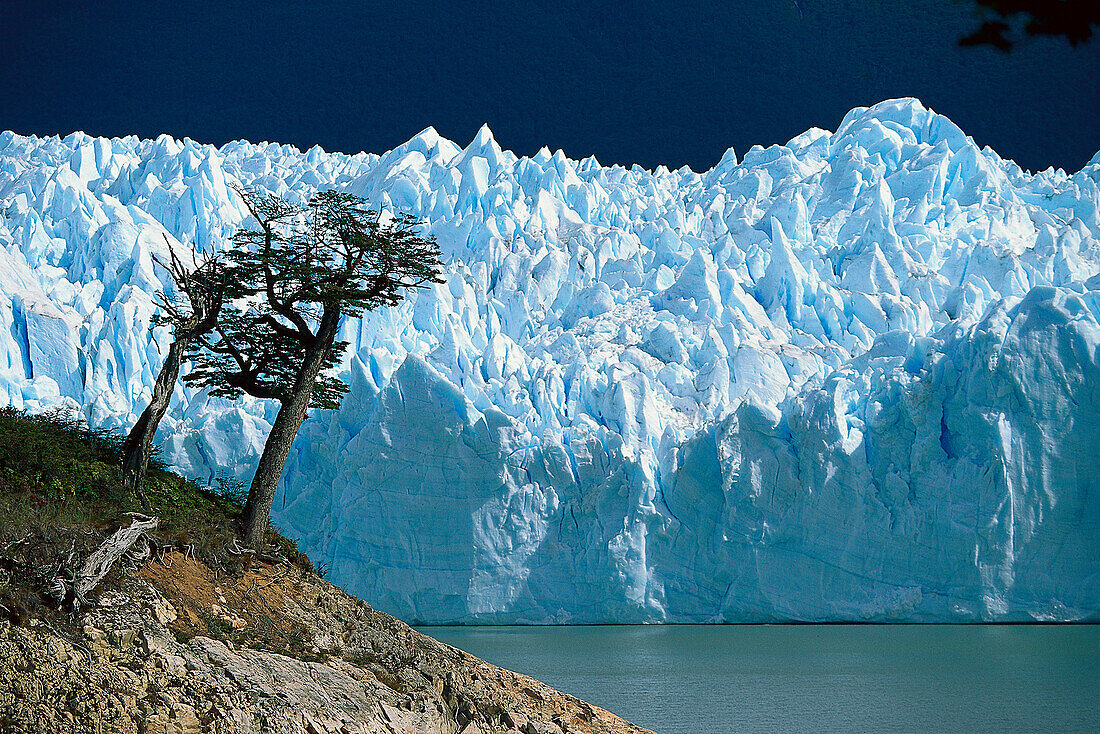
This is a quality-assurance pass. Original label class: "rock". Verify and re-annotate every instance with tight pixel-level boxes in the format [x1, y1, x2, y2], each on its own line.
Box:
[111, 628, 136, 648]
[83, 625, 107, 645]
[139, 630, 169, 655]
[150, 597, 177, 625]
[0, 566, 650, 734]
[503, 710, 530, 729]
[527, 722, 565, 734]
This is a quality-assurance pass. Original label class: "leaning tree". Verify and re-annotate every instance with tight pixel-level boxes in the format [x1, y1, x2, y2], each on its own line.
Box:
[120, 237, 227, 509]
[186, 188, 444, 547]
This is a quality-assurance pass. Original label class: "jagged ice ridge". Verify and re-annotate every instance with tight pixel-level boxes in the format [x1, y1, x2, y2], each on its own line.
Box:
[1, 98, 1098, 622]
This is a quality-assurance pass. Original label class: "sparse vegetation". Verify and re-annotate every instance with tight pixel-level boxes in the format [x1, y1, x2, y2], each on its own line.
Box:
[0, 404, 313, 633]
[0, 405, 241, 557]
[0, 409, 644, 734]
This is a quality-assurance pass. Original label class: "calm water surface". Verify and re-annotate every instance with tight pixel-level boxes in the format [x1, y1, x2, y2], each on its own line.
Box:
[420, 624, 1098, 733]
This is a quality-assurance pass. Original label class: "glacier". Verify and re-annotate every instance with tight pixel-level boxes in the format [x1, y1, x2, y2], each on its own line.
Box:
[0, 98, 1097, 622]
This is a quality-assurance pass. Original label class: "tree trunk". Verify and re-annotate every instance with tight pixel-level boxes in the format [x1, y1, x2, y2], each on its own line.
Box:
[241, 316, 341, 548]
[120, 338, 187, 510]
[240, 388, 313, 548]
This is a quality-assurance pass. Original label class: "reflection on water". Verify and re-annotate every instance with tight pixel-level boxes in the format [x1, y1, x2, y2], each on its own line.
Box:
[420, 624, 1099, 734]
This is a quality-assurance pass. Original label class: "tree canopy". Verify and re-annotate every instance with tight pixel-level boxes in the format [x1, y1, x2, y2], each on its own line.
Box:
[186, 188, 444, 546]
[959, 0, 1100, 51]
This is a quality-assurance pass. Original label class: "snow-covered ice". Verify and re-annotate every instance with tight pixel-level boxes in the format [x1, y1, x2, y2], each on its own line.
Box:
[0, 98, 1097, 621]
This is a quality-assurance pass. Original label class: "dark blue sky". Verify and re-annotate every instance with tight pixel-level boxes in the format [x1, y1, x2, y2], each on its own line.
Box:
[2, 1, 1097, 173]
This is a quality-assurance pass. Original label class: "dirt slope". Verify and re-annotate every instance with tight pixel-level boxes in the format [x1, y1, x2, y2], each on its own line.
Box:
[0, 550, 655, 734]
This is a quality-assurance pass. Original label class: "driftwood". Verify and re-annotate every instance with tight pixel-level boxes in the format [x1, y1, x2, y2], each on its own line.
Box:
[66, 515, 159, 611]
[227, 538, 288, 566]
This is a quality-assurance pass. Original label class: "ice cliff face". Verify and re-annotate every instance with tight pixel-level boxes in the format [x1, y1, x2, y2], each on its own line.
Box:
[1, 99, 1097, 622]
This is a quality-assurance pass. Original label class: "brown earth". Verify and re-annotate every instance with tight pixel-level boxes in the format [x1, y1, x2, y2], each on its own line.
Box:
[0, 550, 655, 734]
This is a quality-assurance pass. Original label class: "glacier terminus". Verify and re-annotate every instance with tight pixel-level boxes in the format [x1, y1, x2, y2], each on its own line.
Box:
[0, 98, 1097, 623]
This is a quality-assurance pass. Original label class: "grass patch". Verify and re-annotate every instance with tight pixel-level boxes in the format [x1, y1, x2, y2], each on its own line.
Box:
[0, 405, 242, 561]
[202, 613, 236, 639]
[0, 406, 132, 535]
[0, 405, 312, 622]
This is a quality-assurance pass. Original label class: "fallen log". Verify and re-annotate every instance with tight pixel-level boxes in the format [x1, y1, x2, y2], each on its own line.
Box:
[70, 514, 158, 610]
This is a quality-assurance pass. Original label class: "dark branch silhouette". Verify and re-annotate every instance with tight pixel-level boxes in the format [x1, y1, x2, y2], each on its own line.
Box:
[959, 0, 1100, 51]
[185, 188, 444, 547]
[120, 236, 228, 509]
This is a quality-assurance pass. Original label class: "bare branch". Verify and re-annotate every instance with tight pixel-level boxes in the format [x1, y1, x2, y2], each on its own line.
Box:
[71, 515, 159, 610]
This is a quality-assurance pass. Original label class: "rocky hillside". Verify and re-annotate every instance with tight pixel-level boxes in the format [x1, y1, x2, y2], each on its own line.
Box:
[0, 408, 651, 733]
[1, 554, 649, 734]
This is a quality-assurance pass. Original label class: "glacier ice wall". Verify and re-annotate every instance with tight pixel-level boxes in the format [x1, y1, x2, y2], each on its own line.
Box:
[1, 99, 1097, 622]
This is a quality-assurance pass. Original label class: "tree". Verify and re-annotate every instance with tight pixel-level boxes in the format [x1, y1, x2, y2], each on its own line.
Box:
[959, 1, 1100, 51]
[120, 238, 226, 509]
[186, 188, 444, 548]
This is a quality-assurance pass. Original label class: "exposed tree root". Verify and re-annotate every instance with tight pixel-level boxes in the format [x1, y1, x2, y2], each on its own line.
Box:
[46, 514, 160, 611]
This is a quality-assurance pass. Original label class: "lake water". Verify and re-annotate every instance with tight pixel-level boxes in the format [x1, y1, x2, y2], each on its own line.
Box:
[420, 624, 1099, 733]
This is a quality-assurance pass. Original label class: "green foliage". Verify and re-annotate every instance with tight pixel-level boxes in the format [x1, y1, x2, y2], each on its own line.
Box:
[0, 405, 133, 501]
[188, 305, 349, 407]
[203, 613, 236, 639]
[211, 469, 248, 506]
[0, 406, 238, 562]
[183, 188, 444, 409]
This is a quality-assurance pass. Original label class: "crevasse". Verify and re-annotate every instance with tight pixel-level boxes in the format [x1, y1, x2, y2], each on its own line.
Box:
[0, 98, 1097, 622]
